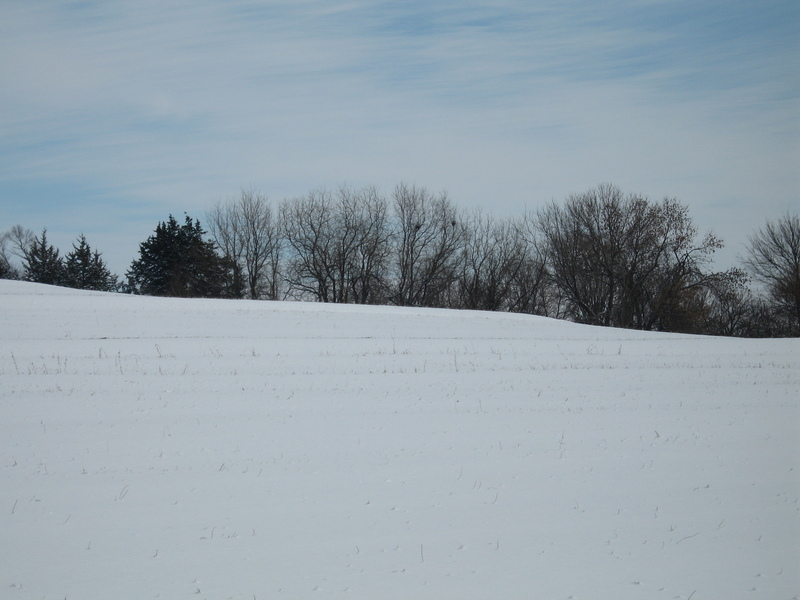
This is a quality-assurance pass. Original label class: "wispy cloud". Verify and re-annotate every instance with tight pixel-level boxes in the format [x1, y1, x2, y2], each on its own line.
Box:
[0, 0, 797, 272]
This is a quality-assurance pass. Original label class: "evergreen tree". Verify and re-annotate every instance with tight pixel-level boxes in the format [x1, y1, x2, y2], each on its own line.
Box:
[24, 229, 64, 285]
[126, 214, 236, 298]
[0, 254, 12, 279]
[63, 234, 118, 291]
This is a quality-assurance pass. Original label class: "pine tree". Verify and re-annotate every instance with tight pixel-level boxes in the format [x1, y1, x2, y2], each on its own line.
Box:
[127, 214, 236, 297]
[63, 234, 118, 291]
[24, 229, 64, 285]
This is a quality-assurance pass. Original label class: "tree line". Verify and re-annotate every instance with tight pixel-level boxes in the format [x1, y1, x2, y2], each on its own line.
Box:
[2, 183, 798, 337]
[0, 227, 118, 291]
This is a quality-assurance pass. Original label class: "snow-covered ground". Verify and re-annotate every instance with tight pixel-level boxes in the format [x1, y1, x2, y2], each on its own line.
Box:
[1, 280, 798, 599]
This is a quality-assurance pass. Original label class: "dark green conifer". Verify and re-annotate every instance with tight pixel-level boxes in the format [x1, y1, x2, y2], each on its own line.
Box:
[63, 234, 118, 291]
[24, 229, 64, 285]
[127, 214, 236, 297]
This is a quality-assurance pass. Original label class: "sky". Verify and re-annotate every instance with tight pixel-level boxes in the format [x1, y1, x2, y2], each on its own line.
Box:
[1, 0, 798, 275]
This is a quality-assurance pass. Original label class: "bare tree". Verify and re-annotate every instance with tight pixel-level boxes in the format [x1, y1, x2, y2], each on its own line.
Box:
[537, 184, 725, 331]
[391, 183, 465, 308]
[338, 185, 392, 304]
[509, 214, 553, 316]
[0, 229, 21, 279]
[457, 212, 531, 312]
[537, 189, 616, 325]
[206, 199, 246, 297]
[743, 212, 800, 333]
[281, 185, 392, 303]
[280, 188, 336, 302]
[240, 190, 281, 300]
[5, 225, 34, 264]
[207, 189, 281, 299]
[626, 197, 725, 332]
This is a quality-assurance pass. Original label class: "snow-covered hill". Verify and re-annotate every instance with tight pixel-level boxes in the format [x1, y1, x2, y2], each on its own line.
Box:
[1, 280, 798, 599]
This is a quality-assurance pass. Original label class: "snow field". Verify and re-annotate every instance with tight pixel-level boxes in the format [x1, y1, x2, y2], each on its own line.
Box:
[1, 281, 798, 599]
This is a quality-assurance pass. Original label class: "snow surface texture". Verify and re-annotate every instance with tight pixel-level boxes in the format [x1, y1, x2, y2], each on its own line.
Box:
[1, 280, 798, 599]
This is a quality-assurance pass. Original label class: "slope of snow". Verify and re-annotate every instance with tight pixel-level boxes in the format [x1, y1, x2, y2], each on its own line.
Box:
[1, 280, 798, 599]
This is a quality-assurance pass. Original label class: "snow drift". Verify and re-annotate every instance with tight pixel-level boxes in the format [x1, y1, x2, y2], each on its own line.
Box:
[1, 280, 798, 599]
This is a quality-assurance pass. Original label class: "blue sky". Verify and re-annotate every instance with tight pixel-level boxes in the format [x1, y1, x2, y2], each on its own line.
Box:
[1, 0, 798, 275]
